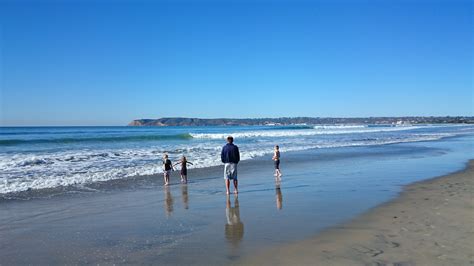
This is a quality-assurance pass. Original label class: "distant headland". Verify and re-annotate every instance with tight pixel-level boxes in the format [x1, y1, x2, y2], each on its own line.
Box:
[128, 116, 474, 126]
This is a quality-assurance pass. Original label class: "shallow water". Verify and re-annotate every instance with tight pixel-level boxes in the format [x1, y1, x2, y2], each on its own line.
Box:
[0, 134, 472, 264]
[1, 124, 473, 195]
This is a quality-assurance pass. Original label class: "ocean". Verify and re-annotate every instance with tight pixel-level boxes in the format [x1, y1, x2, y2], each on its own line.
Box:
[1, 124, 474, 264]
[1, 124, 473, 195]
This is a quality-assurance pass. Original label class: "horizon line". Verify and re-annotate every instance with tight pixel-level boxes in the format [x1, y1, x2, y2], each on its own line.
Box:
[2, 115, 473, 127]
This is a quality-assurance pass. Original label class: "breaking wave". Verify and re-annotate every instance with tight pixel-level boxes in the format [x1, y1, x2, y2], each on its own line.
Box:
[0, 133, 193, 146]
[190, 126, 422, 139]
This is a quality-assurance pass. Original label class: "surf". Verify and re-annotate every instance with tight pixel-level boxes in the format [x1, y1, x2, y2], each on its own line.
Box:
[0, 133, 193, 146]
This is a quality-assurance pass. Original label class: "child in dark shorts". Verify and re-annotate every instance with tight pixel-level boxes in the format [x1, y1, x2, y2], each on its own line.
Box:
[163, 154, 174, 186]
[173, 156, 193, 184]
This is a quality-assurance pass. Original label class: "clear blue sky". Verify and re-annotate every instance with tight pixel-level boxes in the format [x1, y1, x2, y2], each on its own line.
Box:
[1, 0, 472, 126]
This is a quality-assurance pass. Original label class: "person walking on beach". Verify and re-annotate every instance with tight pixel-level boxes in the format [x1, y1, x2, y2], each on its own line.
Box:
[173, 156, 193, 184]
[273, 145, 282, 177]
[221, 136, 240, 194]
[163, 154, 174, 186]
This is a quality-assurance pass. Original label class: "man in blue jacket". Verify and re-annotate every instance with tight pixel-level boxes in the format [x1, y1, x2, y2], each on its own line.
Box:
[221, 136, 240, 194]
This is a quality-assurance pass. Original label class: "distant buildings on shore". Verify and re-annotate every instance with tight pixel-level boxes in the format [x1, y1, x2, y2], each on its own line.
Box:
[128, 116, 474, 126]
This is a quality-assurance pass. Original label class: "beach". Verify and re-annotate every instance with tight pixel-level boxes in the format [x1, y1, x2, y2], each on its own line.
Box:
[3, 0, 473, 264]
[0, 128, 473, 265]
[240, 160, 474, 266]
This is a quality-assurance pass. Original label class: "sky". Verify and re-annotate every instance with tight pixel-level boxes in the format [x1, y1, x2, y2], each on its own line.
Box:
[0, 0, 472, 126]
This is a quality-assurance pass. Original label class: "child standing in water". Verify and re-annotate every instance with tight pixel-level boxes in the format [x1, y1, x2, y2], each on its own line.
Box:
[163, 154, 174, 185]
[173, 156, 193, 184]
[272, 145, 282, 177]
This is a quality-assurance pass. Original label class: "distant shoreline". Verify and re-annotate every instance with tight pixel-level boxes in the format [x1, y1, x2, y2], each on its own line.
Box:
[128, 116, 474, 126]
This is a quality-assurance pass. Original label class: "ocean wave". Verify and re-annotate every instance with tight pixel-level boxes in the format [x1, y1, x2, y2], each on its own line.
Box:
[313, 125, 367, 129]
[16, 157, 54, 167]
[267, 125, 314, 130]
[190, 126, 422, 139]
[0, 128, 167, 136]
[0, 133, 193, 146]
[0, 126, 419, 145]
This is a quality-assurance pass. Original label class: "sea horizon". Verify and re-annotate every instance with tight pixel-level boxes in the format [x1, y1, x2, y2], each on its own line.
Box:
[2, 115, 473, 128]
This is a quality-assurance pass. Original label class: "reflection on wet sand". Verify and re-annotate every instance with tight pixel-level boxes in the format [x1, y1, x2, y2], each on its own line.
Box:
[164, 186, 174, 217]
[181, 184, 189, 209]
[225, 195, 244, 257]
[275, 180, 283, 210]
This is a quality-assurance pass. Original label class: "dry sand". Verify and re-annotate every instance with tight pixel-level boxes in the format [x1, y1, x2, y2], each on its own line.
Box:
[240, 160, 474, 266]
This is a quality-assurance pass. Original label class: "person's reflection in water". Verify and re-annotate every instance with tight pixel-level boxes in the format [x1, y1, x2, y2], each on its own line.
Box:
[275, 178, 283, 210]
[181, 184, 189, 210]
[164, 185, 174, 217]
[225, 195, 244, 258]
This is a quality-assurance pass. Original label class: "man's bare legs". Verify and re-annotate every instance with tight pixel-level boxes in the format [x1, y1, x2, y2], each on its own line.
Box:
[225, 179, 230, 195]
[225, 179, 238, 194]
[233, 179, 238, 194]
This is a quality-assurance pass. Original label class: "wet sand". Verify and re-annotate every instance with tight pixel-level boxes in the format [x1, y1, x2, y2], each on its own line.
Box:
[240, 160, 474, 266]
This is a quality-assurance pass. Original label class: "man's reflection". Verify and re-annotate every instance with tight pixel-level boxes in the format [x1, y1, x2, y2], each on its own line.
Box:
[164, 185, 174, 217]
[225, 195, 244, 253]
[275, 178, 283, 210]
[181, 184, 189, 210]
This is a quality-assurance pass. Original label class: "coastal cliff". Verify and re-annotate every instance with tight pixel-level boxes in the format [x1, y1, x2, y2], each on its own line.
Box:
[128, 116, 474, 126]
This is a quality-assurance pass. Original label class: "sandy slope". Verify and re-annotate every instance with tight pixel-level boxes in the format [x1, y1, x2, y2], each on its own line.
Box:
[240, 160, 474, 266]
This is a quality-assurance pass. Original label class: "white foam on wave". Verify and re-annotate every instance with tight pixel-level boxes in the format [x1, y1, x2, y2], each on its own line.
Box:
[313, 124, 367, 129]
[190, 125, 423, 139]
[0, 131, 458, 195]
